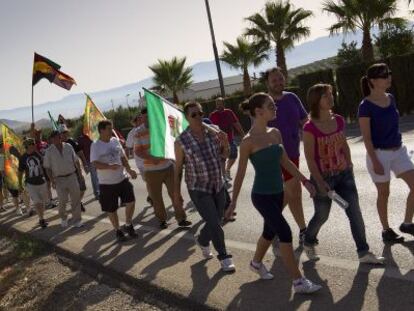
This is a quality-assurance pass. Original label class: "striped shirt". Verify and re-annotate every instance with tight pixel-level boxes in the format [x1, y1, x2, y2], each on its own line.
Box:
[177, 128, 224, 193]
[134, 124, 172, 171]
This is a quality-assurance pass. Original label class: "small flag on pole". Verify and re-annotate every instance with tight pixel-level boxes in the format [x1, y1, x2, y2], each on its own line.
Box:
[144, 88, 188, 159]
[83, 94, 106, 141]
[47, 111, 58, 130]
[1, 124, 24, 190]
[32, 53, 76, 90]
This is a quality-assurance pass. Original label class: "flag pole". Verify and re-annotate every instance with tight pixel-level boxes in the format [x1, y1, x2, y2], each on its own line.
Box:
[31, 84, 34, 124]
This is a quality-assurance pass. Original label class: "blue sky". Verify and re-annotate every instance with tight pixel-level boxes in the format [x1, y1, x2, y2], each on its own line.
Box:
[0, 0, 411, 111]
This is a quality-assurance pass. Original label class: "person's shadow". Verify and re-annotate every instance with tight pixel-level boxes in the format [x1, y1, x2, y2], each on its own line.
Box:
[226, 256, 295, 310]
[377, 243, 414, 311]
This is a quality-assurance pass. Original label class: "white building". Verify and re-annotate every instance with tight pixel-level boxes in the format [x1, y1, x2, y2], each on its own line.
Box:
[178, 74, 257, 102]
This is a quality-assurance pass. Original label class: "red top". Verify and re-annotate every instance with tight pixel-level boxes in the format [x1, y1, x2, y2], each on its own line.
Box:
[209, 109, 238, 142]
[303, 114, 348, 174]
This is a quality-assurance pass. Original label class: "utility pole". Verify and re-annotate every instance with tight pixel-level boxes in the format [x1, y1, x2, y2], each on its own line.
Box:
[204, 0, 225, 98]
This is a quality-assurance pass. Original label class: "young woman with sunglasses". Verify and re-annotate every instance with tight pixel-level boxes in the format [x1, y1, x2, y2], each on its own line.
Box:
[359, 63, 414, 243]
[226, 92, 322, 294]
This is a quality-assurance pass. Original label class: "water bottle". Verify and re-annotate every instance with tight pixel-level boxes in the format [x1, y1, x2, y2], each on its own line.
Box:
[327, 191, 349, 210]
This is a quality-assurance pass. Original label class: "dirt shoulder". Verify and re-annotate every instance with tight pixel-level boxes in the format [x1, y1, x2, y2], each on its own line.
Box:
[0, 235, 197, 311]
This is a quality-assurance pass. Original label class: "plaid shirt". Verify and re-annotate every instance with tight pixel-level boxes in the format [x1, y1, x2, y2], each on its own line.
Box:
[177, 128, 224, 193]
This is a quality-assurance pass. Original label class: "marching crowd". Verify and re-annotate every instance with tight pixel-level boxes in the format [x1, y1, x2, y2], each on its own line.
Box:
[1, 63, 414, 294]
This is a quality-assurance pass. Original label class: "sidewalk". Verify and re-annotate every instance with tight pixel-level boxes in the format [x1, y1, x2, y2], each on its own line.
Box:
[1, 206, 413, 311]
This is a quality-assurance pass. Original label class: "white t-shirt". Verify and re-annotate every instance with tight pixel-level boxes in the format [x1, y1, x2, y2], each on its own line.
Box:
[90, 137, 128, 185]
[126, 127, 144, 171]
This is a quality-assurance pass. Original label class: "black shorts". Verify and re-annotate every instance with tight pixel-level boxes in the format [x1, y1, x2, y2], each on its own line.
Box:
[99, 179, 135, 213]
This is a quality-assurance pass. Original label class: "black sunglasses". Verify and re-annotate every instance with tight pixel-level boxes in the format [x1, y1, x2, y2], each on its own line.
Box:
[190, 111, 204, 118]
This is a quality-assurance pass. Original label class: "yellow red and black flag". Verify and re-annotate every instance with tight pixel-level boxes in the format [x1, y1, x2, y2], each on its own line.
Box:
[32, 53, 76, 90]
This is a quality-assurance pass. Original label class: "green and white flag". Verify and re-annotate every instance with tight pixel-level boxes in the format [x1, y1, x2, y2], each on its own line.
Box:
[144, 89, 188, 159]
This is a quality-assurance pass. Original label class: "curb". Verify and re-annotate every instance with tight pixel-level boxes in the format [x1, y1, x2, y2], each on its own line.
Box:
[0, 225, 218, 311]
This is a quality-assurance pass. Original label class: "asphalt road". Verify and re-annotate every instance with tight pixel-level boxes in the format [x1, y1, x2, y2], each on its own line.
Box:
[78, 123, 414, 272]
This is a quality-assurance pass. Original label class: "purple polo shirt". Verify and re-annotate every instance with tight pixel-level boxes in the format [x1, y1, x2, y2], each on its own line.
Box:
[268, 92, 308, 159]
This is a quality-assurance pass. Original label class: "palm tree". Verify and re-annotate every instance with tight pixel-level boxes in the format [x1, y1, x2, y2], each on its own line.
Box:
[322, 0, 405, 63]
[244, 0, 313, 79]
[221, 37, 269, 96]
[149, 57, 193, 103]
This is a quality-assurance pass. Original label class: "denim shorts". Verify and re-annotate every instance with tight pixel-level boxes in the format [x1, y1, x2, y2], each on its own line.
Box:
[229, 141, 238, 160]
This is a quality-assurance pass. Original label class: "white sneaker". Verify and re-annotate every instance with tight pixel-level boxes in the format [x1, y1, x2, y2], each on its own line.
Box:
[72, 220, 84, 228]
[294, 278, 322, 294]
[61, 219, 69, 228]
[16, 208, 24, 216]
[220, 257, 236, 272]
[304, 245, 320, 261]
[359, 252, 385, 265]
[249, 261, 274, 280]
[196, 240, 214, 259]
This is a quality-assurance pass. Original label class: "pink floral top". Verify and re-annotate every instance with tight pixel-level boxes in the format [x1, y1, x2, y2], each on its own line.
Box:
[303, 114, 348, 174]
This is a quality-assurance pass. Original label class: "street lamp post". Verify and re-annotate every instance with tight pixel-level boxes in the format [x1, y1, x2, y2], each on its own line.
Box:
[126, 94, 130, 108]
[204, 0, 225, 98]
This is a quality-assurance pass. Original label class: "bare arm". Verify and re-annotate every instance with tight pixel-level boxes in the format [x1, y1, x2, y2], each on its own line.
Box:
[233, 121, 245, 137]
[230, 138, 250, 205]
[359, 117, 378, 162]
[303, 131, 325, 185]
[173, 141, 185, 206]
[92, 161, 116, 170]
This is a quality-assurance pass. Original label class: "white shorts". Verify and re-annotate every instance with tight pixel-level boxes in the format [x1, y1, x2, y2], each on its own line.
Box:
[26, 183, 49, 205]
[366, 145, 414, 183]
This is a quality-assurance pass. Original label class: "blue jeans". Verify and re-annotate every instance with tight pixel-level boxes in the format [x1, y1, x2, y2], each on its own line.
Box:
[189, 187, 229, 260]
[305, 168, 369, 257]
[89, 163, 100, 197]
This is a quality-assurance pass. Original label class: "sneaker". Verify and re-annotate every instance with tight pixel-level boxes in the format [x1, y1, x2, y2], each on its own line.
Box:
[123, 224, 138, 238]
[16, 208, 24, 216]
[293, 278, 322, 294]
[382, 228, 405, 243]
[116, 229, 127, 242]
[299, 229, 307, 244]
[178, 219, 192, 227]
[72, 220, 84, 228]
[80, 202, 86, 212]
[359, 252, 385, 265]
[146, 196, 153, 206]
[160, 221, 168, 229]
[39, 219, 48, 229]
[220, 257, 236, 272]
[399, 223, 414, 237]
[196, 240, 214, 259]
[249, 261, 274, 280]
[61, 219, 69, 228]
[304, 245, 320, 261]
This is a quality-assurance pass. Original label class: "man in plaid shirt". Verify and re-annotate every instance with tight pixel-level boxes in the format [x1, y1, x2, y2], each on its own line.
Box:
[174, 101, 235, 272]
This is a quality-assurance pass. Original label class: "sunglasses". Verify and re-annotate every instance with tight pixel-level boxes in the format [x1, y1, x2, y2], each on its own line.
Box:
[374, 71, 392, 79]
[190, 111, 204, 118]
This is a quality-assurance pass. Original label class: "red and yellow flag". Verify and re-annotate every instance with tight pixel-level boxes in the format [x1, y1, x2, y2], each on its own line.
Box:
[83, 94, 106, 142]
[1, 124, 24, 190]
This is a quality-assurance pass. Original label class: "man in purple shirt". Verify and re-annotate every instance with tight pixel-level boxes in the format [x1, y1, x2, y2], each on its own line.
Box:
[266, 67, 308, 243]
